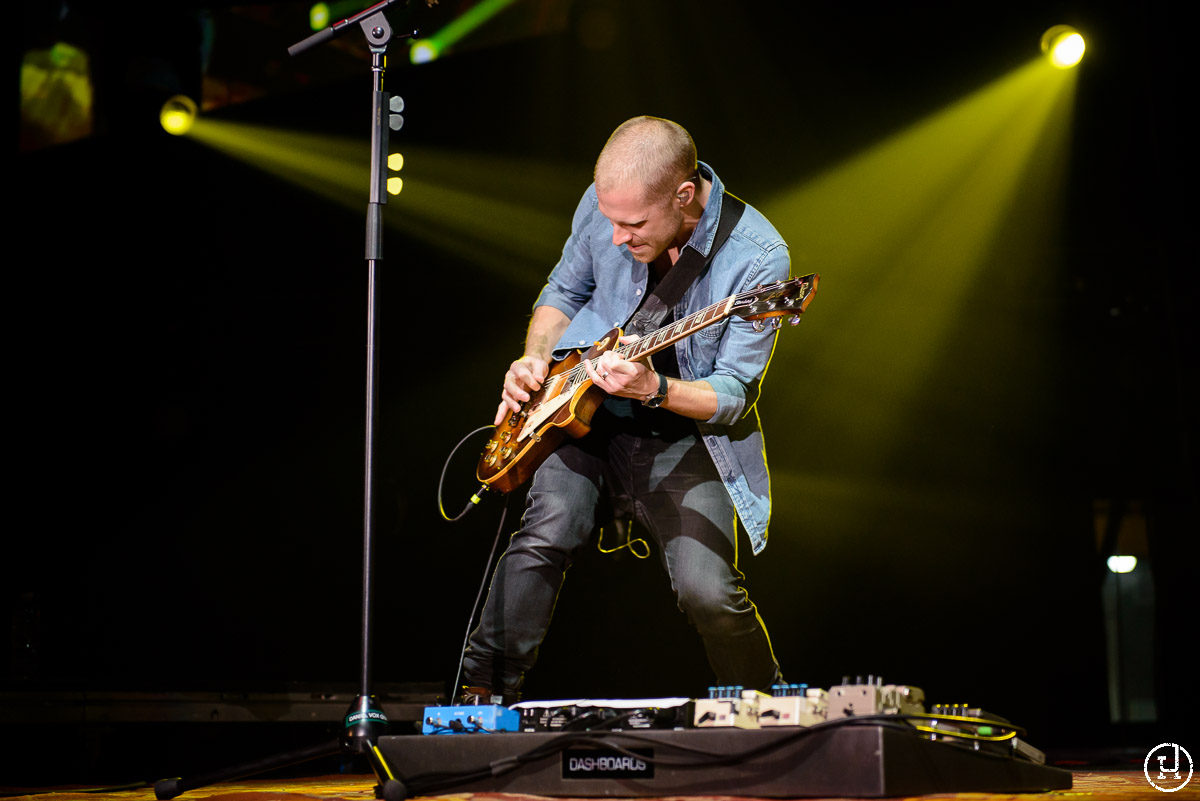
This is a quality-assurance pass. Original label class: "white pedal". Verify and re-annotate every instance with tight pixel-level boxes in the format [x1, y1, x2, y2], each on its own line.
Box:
[693, 689, 766, 729]
[759, 687, 828, 726]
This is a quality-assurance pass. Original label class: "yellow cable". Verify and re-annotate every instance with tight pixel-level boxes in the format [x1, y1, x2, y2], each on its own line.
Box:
[910, 724, 1019, 742]
[597, 522, 650, 559]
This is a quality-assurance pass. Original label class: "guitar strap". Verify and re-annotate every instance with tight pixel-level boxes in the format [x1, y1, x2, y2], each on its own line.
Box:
[625, 192, 746, 337]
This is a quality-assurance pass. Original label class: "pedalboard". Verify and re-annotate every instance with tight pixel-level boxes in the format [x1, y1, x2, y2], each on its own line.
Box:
[419, 675, 1040, 768]
[399, 675, 1069, 798]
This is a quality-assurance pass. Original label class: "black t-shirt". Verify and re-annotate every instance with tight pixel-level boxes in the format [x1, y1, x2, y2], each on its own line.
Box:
[598, 273, 696, 440]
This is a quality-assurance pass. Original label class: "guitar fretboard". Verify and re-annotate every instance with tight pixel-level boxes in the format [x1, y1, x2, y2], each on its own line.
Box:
[615, 296, 733, 363]
[551, 275, 811, 388]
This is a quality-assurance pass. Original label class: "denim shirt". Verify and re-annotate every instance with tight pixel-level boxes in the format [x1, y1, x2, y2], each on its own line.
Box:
[533, 163, 790, 554]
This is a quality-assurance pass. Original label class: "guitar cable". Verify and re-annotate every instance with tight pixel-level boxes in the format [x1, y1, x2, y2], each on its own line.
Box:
[437, 424, 514, 698]
[450, 494, 510, 703]
[437, 425, 495, 522]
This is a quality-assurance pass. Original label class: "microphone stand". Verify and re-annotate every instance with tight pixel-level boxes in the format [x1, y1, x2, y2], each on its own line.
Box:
[155, 4, 420, 799]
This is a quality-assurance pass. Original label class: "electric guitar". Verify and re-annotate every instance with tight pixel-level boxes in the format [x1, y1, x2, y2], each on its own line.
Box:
[476, 273, 819, 493]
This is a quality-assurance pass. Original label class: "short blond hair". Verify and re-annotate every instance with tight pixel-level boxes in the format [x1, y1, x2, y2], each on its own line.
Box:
[594, 116, 697, 203]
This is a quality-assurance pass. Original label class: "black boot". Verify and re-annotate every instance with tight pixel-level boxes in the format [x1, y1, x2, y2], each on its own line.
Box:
[458, 685, 522, 706]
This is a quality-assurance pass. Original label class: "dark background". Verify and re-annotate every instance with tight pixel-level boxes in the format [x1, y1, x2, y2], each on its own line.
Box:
[8, 0, 1193, 784]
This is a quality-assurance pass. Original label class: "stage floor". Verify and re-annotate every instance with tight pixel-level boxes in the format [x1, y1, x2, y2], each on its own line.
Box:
[2, 772, 1196, 801]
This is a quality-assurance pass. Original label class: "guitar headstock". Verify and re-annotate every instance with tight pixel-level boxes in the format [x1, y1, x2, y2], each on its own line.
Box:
[730, 273, 820, 331]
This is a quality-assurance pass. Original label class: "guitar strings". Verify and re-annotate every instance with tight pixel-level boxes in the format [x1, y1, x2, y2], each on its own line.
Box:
[553, 297, 731, 388]
[526, 278, 803, 401]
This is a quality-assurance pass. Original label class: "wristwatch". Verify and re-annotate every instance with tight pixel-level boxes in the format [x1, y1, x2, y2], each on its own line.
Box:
[642, 372, 669, 408]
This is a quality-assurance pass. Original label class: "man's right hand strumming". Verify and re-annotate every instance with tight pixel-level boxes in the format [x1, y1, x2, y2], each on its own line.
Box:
[494, 306, 571, 425]
[495, 355, 550, 425]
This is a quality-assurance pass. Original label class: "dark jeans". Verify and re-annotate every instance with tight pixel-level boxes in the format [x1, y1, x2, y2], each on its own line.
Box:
[462, 407, 780, 695]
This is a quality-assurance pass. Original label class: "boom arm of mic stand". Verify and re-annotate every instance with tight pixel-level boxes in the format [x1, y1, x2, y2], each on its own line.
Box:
[288, 0, 408, 57]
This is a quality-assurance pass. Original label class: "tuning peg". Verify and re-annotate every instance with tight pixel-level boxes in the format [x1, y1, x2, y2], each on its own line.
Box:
[771, 317, 783, 330]
[752, 319, 765, 332]
[789, 314, 802, 326]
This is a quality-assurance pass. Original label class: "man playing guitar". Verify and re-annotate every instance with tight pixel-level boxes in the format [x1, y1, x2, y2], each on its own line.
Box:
[461, 116, 790, 704]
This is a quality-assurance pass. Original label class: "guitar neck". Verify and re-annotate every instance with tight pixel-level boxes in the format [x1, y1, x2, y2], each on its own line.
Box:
[617, 297, 734, 362]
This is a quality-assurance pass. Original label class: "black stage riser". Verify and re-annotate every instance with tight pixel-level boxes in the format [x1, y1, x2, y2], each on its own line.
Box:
[377, 725, 1072, 798]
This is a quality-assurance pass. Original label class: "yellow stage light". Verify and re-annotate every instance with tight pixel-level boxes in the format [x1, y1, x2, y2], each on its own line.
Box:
[1042, 25, 1086, 69]
[183, 118, 579, 285]
[759, 55, 1078, 491]
[160, 94, 197, 135]
[387, 177, 404, 195]
[388, 153, 404, 171]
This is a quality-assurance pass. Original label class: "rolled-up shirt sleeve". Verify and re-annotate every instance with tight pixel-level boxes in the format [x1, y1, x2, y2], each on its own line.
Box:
[701, 239, 791, 426]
